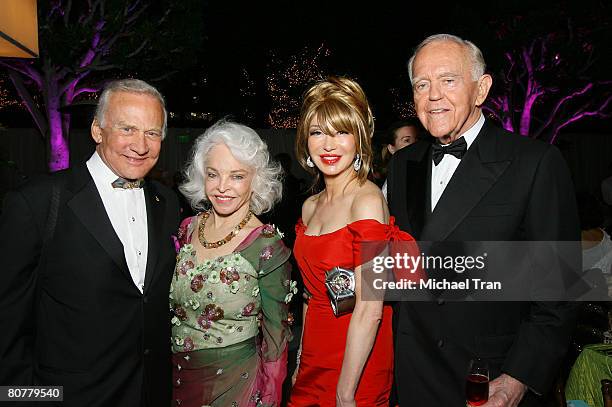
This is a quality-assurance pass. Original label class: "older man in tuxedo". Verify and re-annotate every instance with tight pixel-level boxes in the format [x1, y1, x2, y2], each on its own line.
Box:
[388, 34, 580, 406]
[0, 79, 180, 406]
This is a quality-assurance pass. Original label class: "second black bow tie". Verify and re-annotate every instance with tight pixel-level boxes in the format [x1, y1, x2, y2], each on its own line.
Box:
[432, 137, 467, 166]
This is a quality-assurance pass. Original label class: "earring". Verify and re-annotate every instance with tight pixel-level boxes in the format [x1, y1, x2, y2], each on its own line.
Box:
[306, 156, 315, 168]
[353, 154, 362, 171]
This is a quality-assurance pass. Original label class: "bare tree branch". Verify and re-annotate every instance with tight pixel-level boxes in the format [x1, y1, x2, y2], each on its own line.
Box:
[73, 86, 100, 97]
[3, 0, 202, 170]
[83, 64, 118, 72]
[63, 0, 73, 27]
[158, 7, 173, 25]
[126, 40, 149, 58]
[534, 83, 595, 137]
[6, 70, 48, 137]
[125, 2, 148, 25]
[482, 106, 501, 122]
[0, 60, 42, 87]
[550, 94, 612, 143]
[56, 66, 72, 80]
[59, 69, 89, 96]
[126, 0, 143, 18]
[514, 51, 528, 94]
[148, 70, 179, 82]
[81, 0, 103, 26]
[520, 47, 541, 135]
[503, 52, 515, 82]
[486, 97, 502, 110]
[47, 0, 62, 21]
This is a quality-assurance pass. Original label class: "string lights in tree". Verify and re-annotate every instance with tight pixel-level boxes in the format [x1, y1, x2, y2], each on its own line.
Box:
[265, 44, 331, 128]
[389, 87, 416, 120]
[239, 68, 257, 124]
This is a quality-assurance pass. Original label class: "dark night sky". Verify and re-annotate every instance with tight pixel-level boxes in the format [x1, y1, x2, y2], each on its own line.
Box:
[178, 0, 478, 126]
[157, 0, 610, 131]
[0, 0, 609, 133]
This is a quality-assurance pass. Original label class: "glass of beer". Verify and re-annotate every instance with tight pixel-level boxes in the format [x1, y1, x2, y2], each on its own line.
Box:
[466, 358, 489, 406]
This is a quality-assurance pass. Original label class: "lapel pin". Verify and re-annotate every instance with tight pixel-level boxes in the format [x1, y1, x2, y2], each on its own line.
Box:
[155, 195, 160, 202]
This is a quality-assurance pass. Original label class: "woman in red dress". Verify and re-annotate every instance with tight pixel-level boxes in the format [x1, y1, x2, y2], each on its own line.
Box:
[288, 77, 415, 406]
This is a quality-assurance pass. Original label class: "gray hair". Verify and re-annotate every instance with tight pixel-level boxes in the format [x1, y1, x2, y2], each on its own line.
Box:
[95, 79, 168, 139]
[407, 34, 486, 84]
[180, 120, 283, 215]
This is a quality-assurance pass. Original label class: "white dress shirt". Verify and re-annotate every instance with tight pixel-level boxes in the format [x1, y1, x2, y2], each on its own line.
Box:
[87, 152, 148, 292]
[431, 113, 485, 210]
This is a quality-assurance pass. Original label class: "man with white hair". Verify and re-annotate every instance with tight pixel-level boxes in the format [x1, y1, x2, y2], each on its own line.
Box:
[0, 79, 180, 407]
[388, 34, 580, 406]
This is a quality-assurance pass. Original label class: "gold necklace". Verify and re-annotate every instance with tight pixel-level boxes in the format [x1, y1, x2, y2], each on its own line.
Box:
[198, 209, 253, 249]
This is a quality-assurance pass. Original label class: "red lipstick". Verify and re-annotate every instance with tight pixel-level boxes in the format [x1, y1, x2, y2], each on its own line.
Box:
[320, 154, 341, 165]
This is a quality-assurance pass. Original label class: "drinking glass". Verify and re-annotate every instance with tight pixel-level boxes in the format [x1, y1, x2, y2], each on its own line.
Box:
[466, 357, 489, 406]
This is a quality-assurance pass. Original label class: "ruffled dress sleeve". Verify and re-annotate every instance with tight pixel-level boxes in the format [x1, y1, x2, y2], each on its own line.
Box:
[347, 216, 423, 283]
[240, 224, 294, 406]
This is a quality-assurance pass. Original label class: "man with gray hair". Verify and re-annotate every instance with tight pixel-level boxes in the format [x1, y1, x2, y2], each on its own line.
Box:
[0, 79, 180, 406]
[388, 34, 579, 406]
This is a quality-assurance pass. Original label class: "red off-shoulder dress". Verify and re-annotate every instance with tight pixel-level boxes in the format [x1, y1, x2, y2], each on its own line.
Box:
[288, 217, 415, 406]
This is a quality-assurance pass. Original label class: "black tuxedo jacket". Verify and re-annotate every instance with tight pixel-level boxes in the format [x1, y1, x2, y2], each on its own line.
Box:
[0, 162, 180, 407]
[388, 121, 580, 406]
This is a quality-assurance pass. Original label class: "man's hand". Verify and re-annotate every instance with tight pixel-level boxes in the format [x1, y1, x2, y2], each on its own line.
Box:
[481, 374, 528, 407]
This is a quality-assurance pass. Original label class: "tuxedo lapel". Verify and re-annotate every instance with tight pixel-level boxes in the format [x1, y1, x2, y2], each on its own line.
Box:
[401, 144, 432, 239]
[143, 182, 166, 293]
[66, 164, 130, 276]
[421, 124, 512, 241]
[425, 151, 433, 218]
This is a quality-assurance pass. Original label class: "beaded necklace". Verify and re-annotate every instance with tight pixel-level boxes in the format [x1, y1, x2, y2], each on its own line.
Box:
[198, 209, 253, 249]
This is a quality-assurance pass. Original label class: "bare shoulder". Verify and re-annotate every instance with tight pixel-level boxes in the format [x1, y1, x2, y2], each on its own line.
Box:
[301, 193, 320, 224]
[350, 181, 387, 223]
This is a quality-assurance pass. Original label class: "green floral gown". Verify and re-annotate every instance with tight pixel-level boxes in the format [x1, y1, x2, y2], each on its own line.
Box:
[170, 216, 295, 407]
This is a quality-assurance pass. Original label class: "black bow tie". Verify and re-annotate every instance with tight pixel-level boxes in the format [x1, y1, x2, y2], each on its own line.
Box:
[431, 137, 468, 166]
[111, 178, 144, 189]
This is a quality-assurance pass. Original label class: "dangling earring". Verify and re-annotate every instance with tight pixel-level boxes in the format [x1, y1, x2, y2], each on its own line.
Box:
[353, 154, 362, 171]
[306, 156, 315, 168]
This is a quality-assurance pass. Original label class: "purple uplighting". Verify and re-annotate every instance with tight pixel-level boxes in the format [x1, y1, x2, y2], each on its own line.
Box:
[0, 2, 146, 171]
[485, 33, 611, 143]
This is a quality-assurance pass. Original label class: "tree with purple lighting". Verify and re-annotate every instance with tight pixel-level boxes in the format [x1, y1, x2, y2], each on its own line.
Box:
[483, 9, 611, 143]
[0, 0, 202, 171]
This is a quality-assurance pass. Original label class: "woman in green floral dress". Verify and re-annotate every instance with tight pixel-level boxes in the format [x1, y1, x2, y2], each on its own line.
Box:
[170, 120, 295, 407]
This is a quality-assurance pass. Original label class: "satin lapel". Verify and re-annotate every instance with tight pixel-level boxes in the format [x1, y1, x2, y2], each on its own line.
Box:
[143, 182, 166, 293]
[425, 150, 433, 218]
[66, 164, 130, 275]
[421, 126, 511, 241]
[404, 149, 430, 239]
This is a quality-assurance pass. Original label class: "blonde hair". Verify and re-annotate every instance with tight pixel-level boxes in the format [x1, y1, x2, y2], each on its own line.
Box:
[296, 76, 374, 189]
